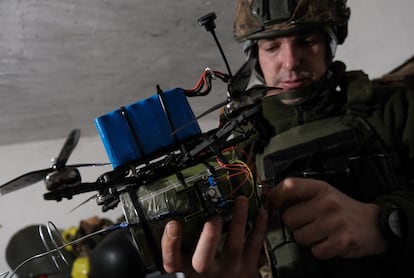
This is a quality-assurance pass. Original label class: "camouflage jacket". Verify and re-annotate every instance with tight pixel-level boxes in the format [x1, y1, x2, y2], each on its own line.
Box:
[240, 61, 414, 278]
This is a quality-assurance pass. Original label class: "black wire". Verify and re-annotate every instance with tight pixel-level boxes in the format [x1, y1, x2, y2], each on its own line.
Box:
[211, 30, 232, 78]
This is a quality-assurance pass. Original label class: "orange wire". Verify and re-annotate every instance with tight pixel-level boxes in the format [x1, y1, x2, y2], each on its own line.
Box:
[215, 153, 254, 198]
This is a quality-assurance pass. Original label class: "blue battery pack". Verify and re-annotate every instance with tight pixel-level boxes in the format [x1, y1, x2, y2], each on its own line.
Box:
[95, 87, 201, 168]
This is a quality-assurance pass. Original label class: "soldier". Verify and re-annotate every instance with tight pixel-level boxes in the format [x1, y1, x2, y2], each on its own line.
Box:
[161, 1, 414, 277]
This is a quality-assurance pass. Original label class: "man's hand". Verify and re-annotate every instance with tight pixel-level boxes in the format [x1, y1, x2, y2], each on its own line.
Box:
[161, 196, 268, 277]
[266, 177, 388, 259]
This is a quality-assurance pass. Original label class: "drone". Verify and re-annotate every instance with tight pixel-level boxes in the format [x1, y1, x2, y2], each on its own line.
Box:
[0, 12, 274, 208]
[0, 12, 278, 274]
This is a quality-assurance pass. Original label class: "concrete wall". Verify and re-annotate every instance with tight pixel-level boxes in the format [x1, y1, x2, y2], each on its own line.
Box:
[336, 0, 413, 78]
[1, 0, 413, 274]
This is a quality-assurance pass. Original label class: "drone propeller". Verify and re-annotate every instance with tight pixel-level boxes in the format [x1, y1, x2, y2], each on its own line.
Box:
[53, 128, 80, 170]
[0, 168, 55, 195]
[0, 129, 109, 196]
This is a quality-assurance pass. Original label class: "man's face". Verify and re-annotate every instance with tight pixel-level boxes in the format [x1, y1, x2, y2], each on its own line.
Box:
[257, 30, 329, 102]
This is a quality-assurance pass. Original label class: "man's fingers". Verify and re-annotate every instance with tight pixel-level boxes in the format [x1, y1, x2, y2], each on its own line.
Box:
[162, 197, 267, 276]
[244, 208, 268, 262]
[267, 178, 327, 210]
[162, 220, 184, 273]
[224, 196, 249, 256]
[192, 216, 223, 273]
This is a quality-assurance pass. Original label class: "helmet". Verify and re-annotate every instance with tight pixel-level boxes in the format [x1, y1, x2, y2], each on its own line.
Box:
[234, 0, 350, 44]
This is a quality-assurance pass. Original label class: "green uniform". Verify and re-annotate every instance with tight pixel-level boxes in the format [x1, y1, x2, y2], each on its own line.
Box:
[242, 62, 414, 277]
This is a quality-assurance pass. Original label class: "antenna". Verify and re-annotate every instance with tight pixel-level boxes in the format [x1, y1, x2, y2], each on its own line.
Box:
[198, 12, 233, 78]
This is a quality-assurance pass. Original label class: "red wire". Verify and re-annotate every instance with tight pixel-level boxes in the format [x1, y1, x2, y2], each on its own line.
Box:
[184, 69, 227, 95]
[184, 70, 210, 95]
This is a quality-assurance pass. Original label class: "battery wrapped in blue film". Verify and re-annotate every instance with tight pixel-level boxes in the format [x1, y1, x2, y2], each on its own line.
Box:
[95, 87, 201, 168]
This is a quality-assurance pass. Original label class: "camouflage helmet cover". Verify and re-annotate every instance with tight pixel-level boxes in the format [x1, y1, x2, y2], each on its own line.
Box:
[234, 0, 350, 44]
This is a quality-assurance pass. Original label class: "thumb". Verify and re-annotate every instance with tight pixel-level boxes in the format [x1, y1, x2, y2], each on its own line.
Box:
[266, 178, 325, 211]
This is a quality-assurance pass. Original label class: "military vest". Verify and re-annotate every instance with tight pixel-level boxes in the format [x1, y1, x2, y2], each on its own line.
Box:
[253, 84, 405, 278]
